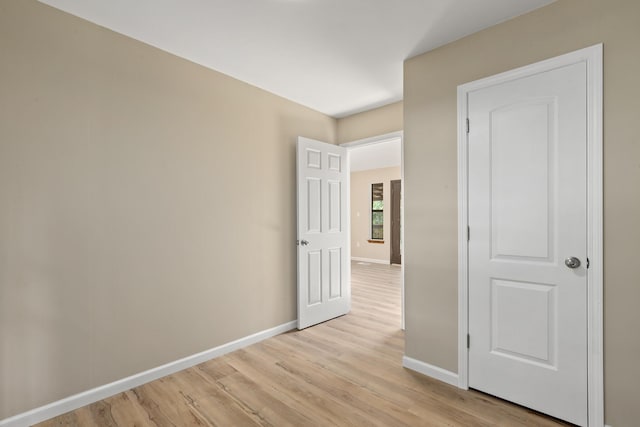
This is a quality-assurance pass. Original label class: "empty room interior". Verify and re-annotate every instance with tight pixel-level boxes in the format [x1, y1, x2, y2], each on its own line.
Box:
[1, 0, 639, 426]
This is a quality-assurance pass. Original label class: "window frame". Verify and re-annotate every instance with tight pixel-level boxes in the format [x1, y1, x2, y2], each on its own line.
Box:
[370, 182, 384, 241]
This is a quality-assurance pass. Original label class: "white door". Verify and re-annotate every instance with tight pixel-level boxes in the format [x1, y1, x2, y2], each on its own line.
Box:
[468, 62, 588, 425]
[297, 137, 350, 329]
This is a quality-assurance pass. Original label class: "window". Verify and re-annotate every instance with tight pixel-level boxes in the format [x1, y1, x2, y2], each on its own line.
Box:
[371, 182, 383, 240]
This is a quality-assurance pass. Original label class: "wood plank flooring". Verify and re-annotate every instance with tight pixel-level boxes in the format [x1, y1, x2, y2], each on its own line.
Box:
[37, 261, 569, 426]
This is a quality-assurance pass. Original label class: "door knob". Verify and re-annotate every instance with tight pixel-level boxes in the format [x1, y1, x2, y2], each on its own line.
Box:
[564, 257, 581, 269]
[299, 240, 310, 246]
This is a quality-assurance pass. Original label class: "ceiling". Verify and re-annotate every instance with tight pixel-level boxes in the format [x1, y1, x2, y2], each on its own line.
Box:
[349, 139, 401, 172]
[39, 0, 555, 118]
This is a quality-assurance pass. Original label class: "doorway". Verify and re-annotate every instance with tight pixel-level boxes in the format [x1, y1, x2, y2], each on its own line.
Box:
[341, 131, 404, 328]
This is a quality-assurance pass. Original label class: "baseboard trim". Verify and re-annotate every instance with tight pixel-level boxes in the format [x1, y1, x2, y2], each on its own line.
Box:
[402, 356, 459, 387]
[351, 257, 389, 265]
[0, 320, 297, 427]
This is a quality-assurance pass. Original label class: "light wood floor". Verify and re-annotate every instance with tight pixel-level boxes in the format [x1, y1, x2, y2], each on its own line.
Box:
[38, 261, 568, 426]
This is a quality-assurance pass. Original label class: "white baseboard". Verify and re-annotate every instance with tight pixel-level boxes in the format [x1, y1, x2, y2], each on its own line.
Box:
[0, 320, 297, 427]
[351, 257, 389, 265]
[402, 355, 459, 387]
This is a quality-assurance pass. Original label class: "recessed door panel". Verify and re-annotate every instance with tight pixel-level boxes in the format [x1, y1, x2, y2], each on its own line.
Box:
[307, 251, 322, 305]
[328, 153, 341, 172]
[306, 178, 321, 234]
[329, 248, 342, 299]
[490, 99, 556, 261]
[306, 149, 321, 169]
[328, 180, 341, 233]
[491, 279, 556, 367]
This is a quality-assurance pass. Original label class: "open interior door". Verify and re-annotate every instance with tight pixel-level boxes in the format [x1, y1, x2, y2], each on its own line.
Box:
[297, 136, 350, 329]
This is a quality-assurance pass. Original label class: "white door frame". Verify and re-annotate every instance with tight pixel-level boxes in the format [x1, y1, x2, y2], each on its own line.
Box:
[456, 44, 603, 426]
[340, 131, 405, 329]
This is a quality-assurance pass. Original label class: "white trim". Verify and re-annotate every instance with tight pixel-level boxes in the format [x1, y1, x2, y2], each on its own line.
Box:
[400, 130, 405, 330]
[402, 356, 459, 387]
[341, 130, 405, 330]
[0, 321, 297, 427]
[339, 131, 402, 148]
[345, 149, 352, 315]
[456, 44, 603, 427]
[586, 43, 604, 427]
[351, 256, 389, 265]
[457, 72, 470, 391]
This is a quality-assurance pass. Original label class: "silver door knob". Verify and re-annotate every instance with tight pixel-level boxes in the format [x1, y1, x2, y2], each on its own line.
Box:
[564, 257, 581, 269]
[300, 240, 309, 246]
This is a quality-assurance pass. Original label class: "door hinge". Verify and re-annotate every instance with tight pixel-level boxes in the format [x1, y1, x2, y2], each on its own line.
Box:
[467, 226, 470, 241]
[467, 334, 470, 349]
[466, 118, 470, 134]
[586, 257, 590, 269]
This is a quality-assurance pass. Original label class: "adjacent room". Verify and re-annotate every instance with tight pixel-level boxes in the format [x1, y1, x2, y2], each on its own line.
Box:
[1, 1, 639, 426]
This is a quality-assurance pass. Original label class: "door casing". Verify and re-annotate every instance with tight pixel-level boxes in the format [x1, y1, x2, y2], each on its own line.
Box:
[456, 44, 603, 426]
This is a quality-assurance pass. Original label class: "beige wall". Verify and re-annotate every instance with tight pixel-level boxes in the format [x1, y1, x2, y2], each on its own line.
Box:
[6, 0, 638, 423]
[337, 101, 403, 143]
[350, 167, 401, 262]
[0, 0, 336, 419]
[403, 0, 640, 425]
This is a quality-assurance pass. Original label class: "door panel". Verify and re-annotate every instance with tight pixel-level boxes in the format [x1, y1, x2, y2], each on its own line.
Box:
[297, 137, 350, 329]
[307, 250, 322, 305]
[490, 99, 555, 261]
[306, 178, 321, 233]
[329, 248, 343, 299]
[491, 279, 556, 367]
[328, 180, 342, 232]
[468, 63, 587, 426]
